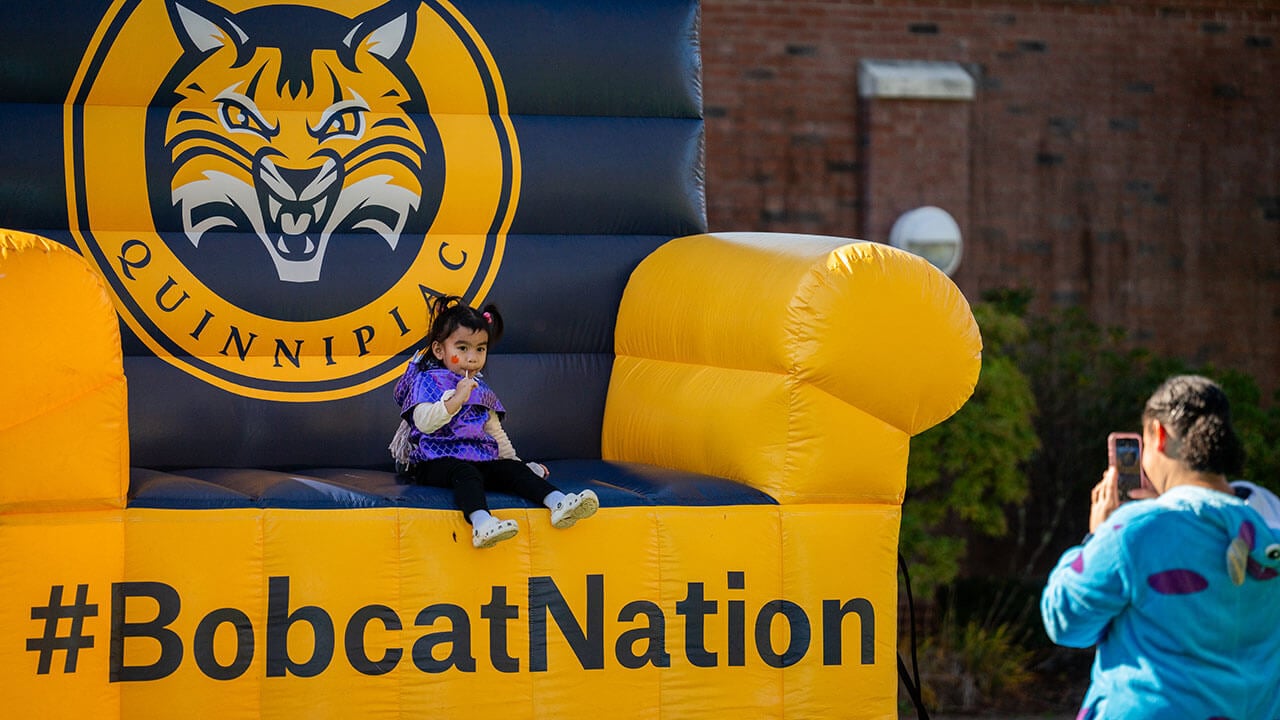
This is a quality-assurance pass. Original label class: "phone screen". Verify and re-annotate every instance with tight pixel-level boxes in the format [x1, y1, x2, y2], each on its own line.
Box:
[1114, 436, 1143, 499]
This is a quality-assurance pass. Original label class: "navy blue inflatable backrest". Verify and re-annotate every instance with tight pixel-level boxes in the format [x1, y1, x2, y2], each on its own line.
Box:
[0, 0, 705, 469]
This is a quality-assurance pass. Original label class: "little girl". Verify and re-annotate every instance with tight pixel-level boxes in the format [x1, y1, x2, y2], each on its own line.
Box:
[389, 295, 598, 548]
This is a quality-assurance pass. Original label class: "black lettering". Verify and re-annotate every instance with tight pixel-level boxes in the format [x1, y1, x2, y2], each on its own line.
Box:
[480, 586, 519, 673]
[219, 326, 258, 361]
[322, 335, 336, 366]
[614, 600, 669, 669]
[154, 276, 189, 312]
[754, 600, 810, 668]
[822, 598, 874, 666]
[437, 241, 466, 271]
[727, 572, 745, 667]
[193, 608, 253, 681]
[117, 238, 151, 281]
[265, 576, 334, 678]
[529, 575, 603, 672]
[412, 603, 475, 673]
[345, 605, 402, 676]
[353, 325, 374, 357]
[675, 582, 717, 667]
[110, 581, 182, 682]
[273, 338, 304, 369]
[190, 309, 214, 340]
[389, 306, 410, 336]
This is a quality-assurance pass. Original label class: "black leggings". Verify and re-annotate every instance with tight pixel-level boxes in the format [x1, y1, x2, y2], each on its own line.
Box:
[408, 457, 558, 523]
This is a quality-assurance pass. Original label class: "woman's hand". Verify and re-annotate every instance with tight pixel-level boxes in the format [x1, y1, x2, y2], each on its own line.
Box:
[1090, 466, 1160, 532]
[1089, 468, 1122, 533]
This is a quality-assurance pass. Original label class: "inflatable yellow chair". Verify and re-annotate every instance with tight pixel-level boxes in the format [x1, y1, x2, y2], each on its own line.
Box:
[0, 1, 979, 718]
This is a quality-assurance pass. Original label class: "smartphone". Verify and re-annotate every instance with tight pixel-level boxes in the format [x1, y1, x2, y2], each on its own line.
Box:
[1108, 432, 1147, 501]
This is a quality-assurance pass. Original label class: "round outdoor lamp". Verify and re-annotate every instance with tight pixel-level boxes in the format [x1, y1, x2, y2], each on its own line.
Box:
[888, 206, 963, 276]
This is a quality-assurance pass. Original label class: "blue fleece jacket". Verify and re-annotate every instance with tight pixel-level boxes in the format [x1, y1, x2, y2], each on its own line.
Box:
[1041, 485, 1280, 719]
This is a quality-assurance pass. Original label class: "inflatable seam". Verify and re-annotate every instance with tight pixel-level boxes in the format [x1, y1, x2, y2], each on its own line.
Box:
[0, 373, 125, 435]
[788, 250, 912, 437]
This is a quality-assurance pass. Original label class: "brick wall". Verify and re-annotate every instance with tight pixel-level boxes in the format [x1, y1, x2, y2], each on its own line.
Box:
[702, 0, 1280, 397]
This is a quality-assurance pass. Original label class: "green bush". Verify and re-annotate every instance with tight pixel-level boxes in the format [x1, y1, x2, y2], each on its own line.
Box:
[914, 618, 1034, 713]
[1215, 369, 1280, 491]
[901, 301, 1039, 598]
[1012, 301, 1280, 572]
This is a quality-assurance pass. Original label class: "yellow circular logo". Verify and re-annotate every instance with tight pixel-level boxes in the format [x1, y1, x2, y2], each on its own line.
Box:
[67, 0, 519, 401]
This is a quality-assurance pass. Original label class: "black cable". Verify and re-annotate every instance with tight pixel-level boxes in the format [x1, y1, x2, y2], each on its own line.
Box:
[899, 553, 922, 692]
[898, 655, 928, 718]
[897, 552, 931, 720]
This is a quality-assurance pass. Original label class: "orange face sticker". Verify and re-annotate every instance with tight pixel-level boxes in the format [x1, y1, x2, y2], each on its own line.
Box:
[451, 355, 459, 364]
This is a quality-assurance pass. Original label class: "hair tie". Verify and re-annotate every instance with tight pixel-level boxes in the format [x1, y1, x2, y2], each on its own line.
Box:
[483, 311, 492, 322]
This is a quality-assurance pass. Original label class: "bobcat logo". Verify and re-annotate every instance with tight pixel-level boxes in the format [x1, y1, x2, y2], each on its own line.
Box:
[70, 0, 516, 400]
[148, 0, 444, 283]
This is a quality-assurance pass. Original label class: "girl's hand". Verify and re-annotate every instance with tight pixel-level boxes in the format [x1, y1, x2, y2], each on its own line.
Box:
[1089, 467, 1122, 533]
[454, 371, 478, 404]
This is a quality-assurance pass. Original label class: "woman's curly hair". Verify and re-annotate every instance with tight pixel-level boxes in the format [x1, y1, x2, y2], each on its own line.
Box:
[1142, 375, 1244, 476]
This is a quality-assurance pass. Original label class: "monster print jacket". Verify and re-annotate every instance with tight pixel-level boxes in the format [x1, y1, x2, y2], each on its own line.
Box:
[1042, 485, 1280, 720]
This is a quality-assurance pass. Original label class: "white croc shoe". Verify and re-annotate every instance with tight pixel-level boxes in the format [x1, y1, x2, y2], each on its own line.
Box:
[550, 490, 599, 529]
[473, 518, 519, 549]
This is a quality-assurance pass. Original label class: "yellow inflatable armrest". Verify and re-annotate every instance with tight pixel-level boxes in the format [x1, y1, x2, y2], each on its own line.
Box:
[602, 232, 981, 504]
[0, 230, 128, 512]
